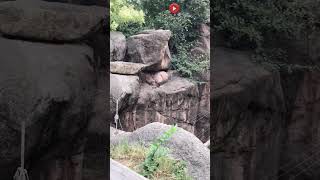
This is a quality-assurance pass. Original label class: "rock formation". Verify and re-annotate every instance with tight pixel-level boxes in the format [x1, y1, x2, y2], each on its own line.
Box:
[0, 1, 106, 41]
[110, 29, 210, 143]
[0, 1, 107, 180]
[111, 122, 210, 180]
[126, 29, 172, 71]
[211, 47, 284, 180]
[211, 47, 320, 180]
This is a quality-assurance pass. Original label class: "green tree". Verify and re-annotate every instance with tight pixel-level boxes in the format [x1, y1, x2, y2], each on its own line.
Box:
[140, 0, 209, 50]
[110, 0, 145, 32]
[213, 0, 317, 50]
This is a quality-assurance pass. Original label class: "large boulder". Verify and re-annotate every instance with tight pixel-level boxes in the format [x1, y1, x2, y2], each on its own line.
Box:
[110, 122, 210, 180]
[110, 32, 126, 62]
[0, 1, 106, 41]
[126, 29, 172, 71]
[110, 61, 147, 75]
[110, 74, 140, 117]
[0, 37, 96, 179]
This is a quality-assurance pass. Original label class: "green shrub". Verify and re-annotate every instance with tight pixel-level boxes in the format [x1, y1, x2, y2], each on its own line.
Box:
[171, 43, 209, 80]
[110, 0, 145, 32]
[140, 0, 209, 49]
[110, 125, 192, 180]
[150, 10, 194, 51]
[140, 0, 209, 23]
[141, 125, 178, 178]
[213, 0, 317, 50]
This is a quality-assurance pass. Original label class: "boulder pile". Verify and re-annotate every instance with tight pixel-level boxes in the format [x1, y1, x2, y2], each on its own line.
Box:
[110, 29, 210, 142]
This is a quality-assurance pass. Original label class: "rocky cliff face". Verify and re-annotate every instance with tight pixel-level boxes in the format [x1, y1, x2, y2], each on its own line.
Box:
[279, 70, 320, 180]
[212, 48, 285, 180]
[211, 47, 320, 180]
[0, 1, 107, 180]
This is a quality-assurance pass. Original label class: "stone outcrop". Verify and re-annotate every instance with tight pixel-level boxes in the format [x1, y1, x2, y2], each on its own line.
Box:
[0, 1, 107, 180]
[111, 122, 210, 180]
[0, 37, 96, 180]
[211, 47, 320, 180]
[211, 47, 285, 180]
[110, 61, 147, 75]
[279, 69, 320, 180]
[0, 1, 106, 41]
[110, 28, 210, 143]
[126, 29, 172, 71]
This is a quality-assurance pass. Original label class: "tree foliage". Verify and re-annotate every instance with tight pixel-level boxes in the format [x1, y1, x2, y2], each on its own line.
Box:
[110, 0, 145, 32]
[213, 0, 318, 50]
[140, 0, 209, 49]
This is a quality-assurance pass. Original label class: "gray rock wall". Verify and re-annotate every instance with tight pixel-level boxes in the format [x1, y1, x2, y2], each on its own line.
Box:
[211, 47, 320, 180]
[0, 1, 108, 179]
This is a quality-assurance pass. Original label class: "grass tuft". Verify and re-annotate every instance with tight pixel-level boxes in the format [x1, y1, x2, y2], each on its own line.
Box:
[110, 142, 192, 180]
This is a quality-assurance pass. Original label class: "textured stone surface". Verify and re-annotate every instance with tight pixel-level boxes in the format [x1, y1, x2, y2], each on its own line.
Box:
[120, 76, 199, 133]
[211, 47, 285, 180]
[110, 61, 147, 75]
[0, 37, 96, 180]
[140, 71, 170, 86]
[126, 29, 172, 71]
[110, 32, 126, 62]
[110, 74, 140, 117]
[279, 70, 320, 180]
[0, 1, 106, 41]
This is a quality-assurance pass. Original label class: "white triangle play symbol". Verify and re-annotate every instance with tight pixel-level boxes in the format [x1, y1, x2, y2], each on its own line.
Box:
[172, 6, 176, 11]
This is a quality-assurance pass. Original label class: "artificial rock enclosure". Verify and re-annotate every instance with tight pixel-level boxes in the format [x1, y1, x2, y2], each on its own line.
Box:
[0, 0, 107, 179]
[212, 49, 320, 179]
[0, 0, 319, 180]
[110, 27, 211, 180]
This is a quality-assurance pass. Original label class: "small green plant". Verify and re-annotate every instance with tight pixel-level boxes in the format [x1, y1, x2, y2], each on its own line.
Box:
[154, 157, 192, 180]
[140, 125, 178, 178]
[110, 125, 192, 179]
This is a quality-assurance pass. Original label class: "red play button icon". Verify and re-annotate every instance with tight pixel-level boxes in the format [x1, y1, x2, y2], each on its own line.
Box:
[169, 3, 180, 14]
